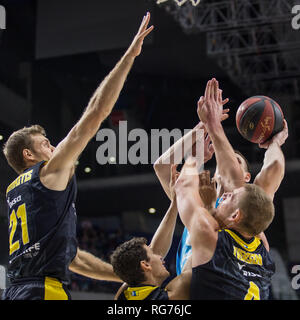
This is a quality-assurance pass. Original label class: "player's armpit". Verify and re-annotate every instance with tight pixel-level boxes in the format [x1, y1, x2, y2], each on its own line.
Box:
[189, 213, 218, 266]
[165, 256, 192, 300]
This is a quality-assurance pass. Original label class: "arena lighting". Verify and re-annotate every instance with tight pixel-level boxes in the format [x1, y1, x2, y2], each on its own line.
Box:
[0, 135, 3, 141]
[148, 208, 156, 214]
[157, 0, 201, 6]
[84, 167, 91, 173]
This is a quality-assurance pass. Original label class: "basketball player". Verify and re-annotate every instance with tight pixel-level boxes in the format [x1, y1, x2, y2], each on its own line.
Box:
[111, 166, 192, 300]
[174, 158, 275, 299]
[154, 78, 288, 275]
[1, 13, 153, 300]
[111, 237, 191, 300]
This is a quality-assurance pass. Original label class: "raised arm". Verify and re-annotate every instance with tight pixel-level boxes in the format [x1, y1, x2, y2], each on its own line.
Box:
[40, 13, 154, 190]
[69, 248, 122, 283]
[149, 165, 179, 258]
[174, 158, 219, 267]
[254, 119, 288, 200]
[154, 108, 229, 200]
[153, 122, 208, 200]
[198, 79, 244, 192]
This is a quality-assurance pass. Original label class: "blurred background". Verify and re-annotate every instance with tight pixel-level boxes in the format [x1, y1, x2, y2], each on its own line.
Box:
[0, 0, 299, 300]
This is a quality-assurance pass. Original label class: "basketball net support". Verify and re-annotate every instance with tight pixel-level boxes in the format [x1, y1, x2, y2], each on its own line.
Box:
[157, 0, 201, 6]
[154, 0, 300, 100]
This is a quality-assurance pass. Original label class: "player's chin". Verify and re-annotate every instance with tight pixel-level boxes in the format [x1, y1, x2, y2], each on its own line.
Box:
[164, 269, 170, 278]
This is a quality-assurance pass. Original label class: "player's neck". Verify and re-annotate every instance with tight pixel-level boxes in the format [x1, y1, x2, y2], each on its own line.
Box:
[141, 275, 163, 288]
[231, 228, 253, 240]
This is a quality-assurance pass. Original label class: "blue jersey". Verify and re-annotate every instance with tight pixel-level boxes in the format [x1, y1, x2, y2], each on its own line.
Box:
[176, 197, 222, 275]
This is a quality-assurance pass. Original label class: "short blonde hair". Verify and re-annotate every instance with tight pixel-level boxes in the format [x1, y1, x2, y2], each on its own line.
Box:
[3, 125, 46, 174]
[238, 184, 274, 236]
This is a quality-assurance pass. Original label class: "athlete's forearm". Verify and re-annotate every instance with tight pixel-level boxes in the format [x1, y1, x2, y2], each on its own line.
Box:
[155, 122, 203, 165]
[205, 120, 244, 191]
[90, 54, 134, 121]
[261, 140, 285, 170]
[154, 122, 204, 199]
[254, 140, 285, 199]
[150, 199, 178, 258]
[69, 249, 122, 282]
[76, 53, 135, 139]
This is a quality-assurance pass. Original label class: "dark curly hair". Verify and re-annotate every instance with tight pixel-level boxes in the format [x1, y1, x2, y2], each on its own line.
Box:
[110, 237, 149, 286]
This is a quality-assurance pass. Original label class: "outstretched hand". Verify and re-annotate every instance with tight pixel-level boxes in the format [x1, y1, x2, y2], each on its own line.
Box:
[126, 12, 154, 58]
[197, 78, 229, 125]
[258, 119, 288, 149]
[198, 170, 217, 211]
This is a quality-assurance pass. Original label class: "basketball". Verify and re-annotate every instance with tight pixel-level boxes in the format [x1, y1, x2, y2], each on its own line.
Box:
[236, 96, 284, 144]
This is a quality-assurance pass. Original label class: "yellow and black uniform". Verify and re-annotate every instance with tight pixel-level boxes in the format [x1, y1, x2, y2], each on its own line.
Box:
[191, 229, 275, 300]
[118, 285, 169, 300]
[2, 161, 77, 300]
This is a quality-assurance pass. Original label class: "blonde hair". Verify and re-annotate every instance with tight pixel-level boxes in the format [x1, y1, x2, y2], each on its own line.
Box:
[238, 184, 274, 236]
[3, 125, 46, 174]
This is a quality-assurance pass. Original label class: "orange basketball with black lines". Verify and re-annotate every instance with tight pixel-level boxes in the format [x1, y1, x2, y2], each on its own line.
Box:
[236, 96, 284, 144]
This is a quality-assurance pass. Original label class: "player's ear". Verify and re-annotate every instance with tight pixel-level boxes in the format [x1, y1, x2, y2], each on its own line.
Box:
[233, 209, 243, 223]
[23, 148, 35, 161]
[228, 209, 242, 226]
[140, 260, 151, 272]
[244, 172, 251, 183]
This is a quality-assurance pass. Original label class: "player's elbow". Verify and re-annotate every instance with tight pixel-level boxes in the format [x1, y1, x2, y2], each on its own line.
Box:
[68, 248, 83, 273]
[153, 161, 168, 176]
[174, 176, 189, 196]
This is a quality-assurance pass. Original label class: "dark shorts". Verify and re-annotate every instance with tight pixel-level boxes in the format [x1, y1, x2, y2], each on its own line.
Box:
[1, 277, 71, 300]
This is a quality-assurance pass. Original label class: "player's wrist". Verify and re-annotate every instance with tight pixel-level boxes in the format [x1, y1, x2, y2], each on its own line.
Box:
[123, 50, 136, 63]
[206, 118, 222, 135]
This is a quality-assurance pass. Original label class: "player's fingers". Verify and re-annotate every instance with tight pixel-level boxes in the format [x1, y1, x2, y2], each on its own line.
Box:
[208, 80, 213, 100]
[204, 80, 211, 100]
[138, 14, 147, 33]
[258, 142, 269, 149]
[197, 96, 204, 108]
[138, 25, 154, 40]
[205, 170, 210, 185]
[199, 171, 206, 186]
[213, 79, 219, 101]
[208, 142, 214, 154]
[138, 12, 150, 34]
[221, 113, 229, 122]
[283, 119, 288, 131]
[222, 98, 229, 105]
[171, 164, 178, 180]
[211, 177, 217, 190]
[204, 134, 211, 149]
